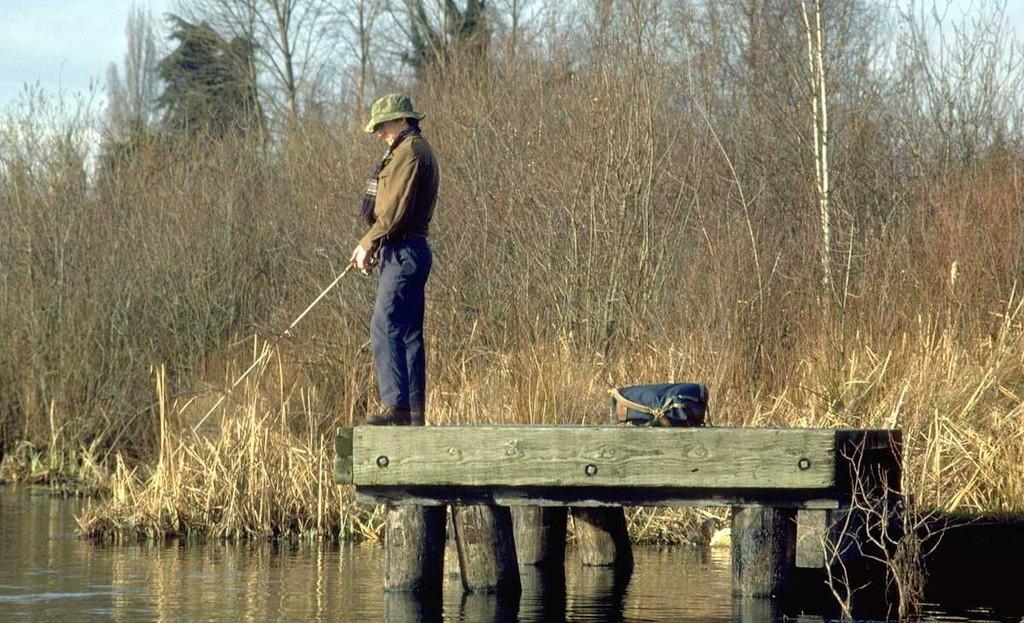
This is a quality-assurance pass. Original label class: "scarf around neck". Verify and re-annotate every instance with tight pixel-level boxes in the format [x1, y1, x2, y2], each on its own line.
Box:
[360, 126, 420, 226]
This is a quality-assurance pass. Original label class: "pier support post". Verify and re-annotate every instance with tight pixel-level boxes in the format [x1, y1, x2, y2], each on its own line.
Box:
[384, 505, 447, 593]
[572, 508, 633, 569]
[452, 505, 522, 593]
[380, 415, 448, 593]
[731, 506, 797, 597]
[511, 507, 568, 567]
[444, 511, 462, 579]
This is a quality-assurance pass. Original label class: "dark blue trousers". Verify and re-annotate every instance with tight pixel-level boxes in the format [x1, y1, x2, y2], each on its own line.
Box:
[372, 239, 432, 412]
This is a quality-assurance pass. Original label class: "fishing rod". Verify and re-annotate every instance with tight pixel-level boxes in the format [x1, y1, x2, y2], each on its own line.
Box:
[192, 263, 358, 432]
[281, 264, 354, 338]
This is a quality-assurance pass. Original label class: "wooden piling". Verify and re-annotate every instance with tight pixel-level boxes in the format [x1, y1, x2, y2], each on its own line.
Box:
[452, 505, 522, 593]
[384, 505, 447, 593]
[381, 413, 448, 593]
[511, 506, 568, 567]
[445, 511, 462, 578]
[796, 509, 828, 568]
[572, 508, 633, 569]
[731, 506, 797, 597]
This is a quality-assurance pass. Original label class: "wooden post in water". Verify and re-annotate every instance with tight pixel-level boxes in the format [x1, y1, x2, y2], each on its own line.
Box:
[731, 506, 797, 597]
[384, 505, 447, 593]
[382, 416, 447, 593]
[511, 506, 568, 567]
[572, 508, 634, 569]
[445, 511, 462, 579]
[452, 505, 522, 593]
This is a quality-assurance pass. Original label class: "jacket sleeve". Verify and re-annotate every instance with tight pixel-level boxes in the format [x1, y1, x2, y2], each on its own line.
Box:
[358, 146, 421, 252]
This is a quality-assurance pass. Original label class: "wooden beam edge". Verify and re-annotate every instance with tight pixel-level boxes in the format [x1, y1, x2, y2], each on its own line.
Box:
[353, 485, 841, 509]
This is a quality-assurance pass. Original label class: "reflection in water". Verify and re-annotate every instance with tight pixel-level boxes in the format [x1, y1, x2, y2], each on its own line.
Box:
[384, 592, 443, 623]
[566, 564, 631, 623]
[1, 489, 1020, 622]
[518, 566, 567, 623]
[732, 596, 784, 623]
[457, 591, 520, 623]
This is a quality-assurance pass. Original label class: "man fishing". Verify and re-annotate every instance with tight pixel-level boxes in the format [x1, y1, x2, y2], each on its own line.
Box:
[351, 94, 440, 426]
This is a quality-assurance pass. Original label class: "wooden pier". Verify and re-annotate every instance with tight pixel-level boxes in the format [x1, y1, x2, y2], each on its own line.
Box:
[334, 425, 901, 597]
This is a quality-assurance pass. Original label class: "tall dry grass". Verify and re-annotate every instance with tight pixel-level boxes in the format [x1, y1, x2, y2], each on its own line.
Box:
[3, 2, 1024, 540]
[76, 361, 387, 541]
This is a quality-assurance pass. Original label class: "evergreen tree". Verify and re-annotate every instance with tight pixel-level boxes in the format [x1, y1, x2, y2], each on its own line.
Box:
[156, 15, 262, 137]
[404, 0, 489, 75]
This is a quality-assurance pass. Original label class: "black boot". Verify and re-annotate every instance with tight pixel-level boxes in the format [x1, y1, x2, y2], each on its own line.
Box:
[410, 411, 425, 426]
[365, 406, 412, 425]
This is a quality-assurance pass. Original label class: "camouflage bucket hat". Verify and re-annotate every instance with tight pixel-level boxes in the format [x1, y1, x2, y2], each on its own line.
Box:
[364, 93, 425, 133]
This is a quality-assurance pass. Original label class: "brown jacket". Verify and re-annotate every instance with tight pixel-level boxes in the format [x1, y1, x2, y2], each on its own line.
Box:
[359, 134, 439, 252]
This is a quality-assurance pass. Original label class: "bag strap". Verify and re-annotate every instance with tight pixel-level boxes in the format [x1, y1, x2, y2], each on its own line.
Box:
[609, 388, 654, 421]
[609, 388, 705, 423]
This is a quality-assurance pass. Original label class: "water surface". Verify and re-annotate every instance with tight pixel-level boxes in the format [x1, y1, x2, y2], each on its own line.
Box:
[0, 487, 1017, 622]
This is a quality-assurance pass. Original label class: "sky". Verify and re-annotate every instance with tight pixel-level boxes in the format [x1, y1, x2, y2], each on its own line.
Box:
[0, 1, 176, 113]
[1, 0, 1024, 115]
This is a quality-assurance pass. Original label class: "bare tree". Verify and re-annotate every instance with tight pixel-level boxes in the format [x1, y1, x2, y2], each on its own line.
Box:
[106, 6, 161, 136]
[823, 439, 944, 620]
[799, 0, 833, 294]
[492, 0, 535, 63]
[328, 0, 385, 113]
[895, 0, 1024, 168]
[384, 0, 489, 74]
[263, 0, 334, 126]
[178, 0, 337, 131]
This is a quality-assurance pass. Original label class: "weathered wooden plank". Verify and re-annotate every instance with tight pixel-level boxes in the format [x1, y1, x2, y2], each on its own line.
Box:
[334, 427, 354, 484]
[796, 509, 828, 568]
[354, 486, 842, 509]
[347, 426, 836, 489]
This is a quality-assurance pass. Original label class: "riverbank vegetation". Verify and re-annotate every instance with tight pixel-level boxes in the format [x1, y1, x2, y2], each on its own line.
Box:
[2, 0, 1023, 542]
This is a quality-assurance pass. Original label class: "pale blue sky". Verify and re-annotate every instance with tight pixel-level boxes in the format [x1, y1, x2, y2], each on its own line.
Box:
[1, 0, 1023, 113]
[0, 1, 174, 111]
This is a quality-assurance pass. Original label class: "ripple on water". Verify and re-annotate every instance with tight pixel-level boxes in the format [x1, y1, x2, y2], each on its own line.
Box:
[0, 488, 1021, 622]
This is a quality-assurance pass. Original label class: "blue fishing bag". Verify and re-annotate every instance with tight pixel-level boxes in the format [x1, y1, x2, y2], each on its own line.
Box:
[609, 383, 708, 427]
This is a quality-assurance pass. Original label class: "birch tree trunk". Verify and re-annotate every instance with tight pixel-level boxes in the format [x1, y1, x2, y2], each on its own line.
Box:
[800, 0, 833, 294]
